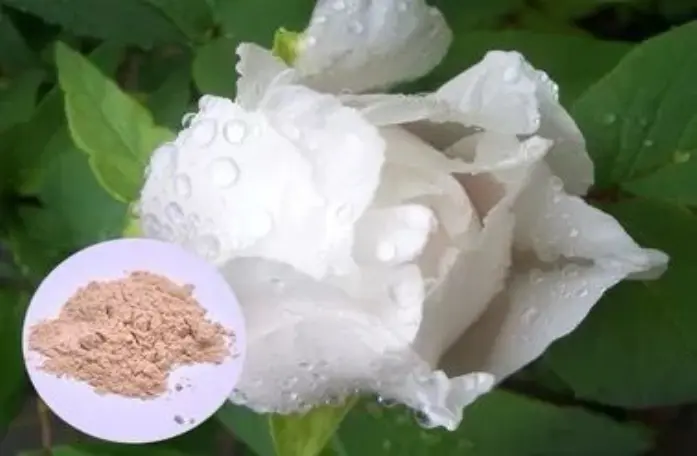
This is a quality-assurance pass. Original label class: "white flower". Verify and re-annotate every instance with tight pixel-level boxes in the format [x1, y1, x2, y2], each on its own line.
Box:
[137, 0, 668, 430]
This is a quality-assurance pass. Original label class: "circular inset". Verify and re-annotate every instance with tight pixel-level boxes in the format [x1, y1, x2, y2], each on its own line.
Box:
[22, 238, 246, 444]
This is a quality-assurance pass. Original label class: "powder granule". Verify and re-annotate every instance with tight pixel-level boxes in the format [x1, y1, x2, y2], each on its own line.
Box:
[28, 271, 233, 398]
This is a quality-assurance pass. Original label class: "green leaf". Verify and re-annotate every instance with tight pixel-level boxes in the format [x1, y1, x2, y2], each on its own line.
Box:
[0, 0, 188, 47]
[24, 417, 223, 455]
[192, 37, 239, 98]
[270, 399, 357, 456]
[0, 44, 124, 195]
[214, 0, 314, 47]
[145, 0, 214, 43]
[55, 42, 172, 203]
[0, 8, 39, 75]
[334, 392, 651, 456]
[404, 31, 630, 106]
[537, 0, 633, 19]
[0, 289, 29, 432]
[545, 199, 697, 407]
[9, 127, 128, 279]
[571, 21, 697, 197]
[147, 65, 191, 130]
[0, 69, 43, 132]
[217, 404, 274, 456]
[430, 0, 526, 30]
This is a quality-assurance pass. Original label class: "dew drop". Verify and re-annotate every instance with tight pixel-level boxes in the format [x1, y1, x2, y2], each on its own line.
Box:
[223, 120, 248, 144]
[603, 113, 617, 125]
[165, 202, 185, 224]
[208, 157, 240, 188]
[173, 174, 192, 198]
[349, 21, 364, 34]
[643, 139, 654, 147]
[312, 15, 327, 25]
[186, 119, 217, 147]
[569, 228, 579, 238]
[529, 269, 544, 284]
[575, 288, 590, 298]
[305, 36, 317, 47]
[674, 150, 692, 164]
[521, 307, 539, 324]
[550, 176, 564, 192]
[332, 0, 345, 10]
[377, 396, 398, 408]
[270, 277, 285, 290]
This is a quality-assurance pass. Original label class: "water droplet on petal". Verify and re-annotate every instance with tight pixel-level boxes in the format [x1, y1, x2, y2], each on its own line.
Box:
[223, 120, 247, 144]
[674, 150, 692, 164]
[186, 119, 217, 147]
[165, 202, 185, 224]
[529, 269, 545, 284]
[569, 228, 579, 238]
[312, 15, 327, 25]
[377, 396, 398, 408]
[305, 36, 317, 47]
[174, 174, 192, 198]
[332, 0, 345, 10]
[603, 113, 617, 125]
[550, 176, 564, 192]
[208, 157, 240, 188]
[575, 288, 590, 298]
[270, 277, 285, 291]
[521, 307, 539, 324]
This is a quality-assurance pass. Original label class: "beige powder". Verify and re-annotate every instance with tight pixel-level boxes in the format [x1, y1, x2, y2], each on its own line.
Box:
[28, 271, 232, 398]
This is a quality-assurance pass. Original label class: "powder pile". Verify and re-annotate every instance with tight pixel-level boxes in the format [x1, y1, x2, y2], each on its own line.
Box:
[28, 271, 232, 398]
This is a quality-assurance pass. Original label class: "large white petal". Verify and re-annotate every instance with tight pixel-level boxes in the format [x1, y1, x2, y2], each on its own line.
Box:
[138, 88, 385, 280]
[235, 43, 295, 110]
[293, 0, 452, 93]
[441, 164, 668, 380]
[223, 257, 492, 431]
[436, 51, 594, 194]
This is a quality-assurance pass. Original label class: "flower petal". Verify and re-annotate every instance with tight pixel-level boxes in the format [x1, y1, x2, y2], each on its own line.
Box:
[294, 0, 451, 93]
[138, 89, 385, 280]
[222, 257, 491, 431]
[436, 51, 594, 194]
[441, 164, 668, 380]
[235, 43, 294, 110]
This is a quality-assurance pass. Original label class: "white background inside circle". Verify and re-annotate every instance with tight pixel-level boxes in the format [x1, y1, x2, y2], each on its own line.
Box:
[22, 238, 247, 444]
